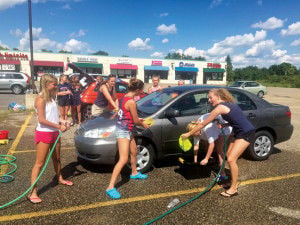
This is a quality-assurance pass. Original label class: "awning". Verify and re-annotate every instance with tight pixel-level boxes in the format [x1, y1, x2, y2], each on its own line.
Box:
[144, 66, 169, 71]
[0, 59, 21, 65]
[110, 64, 138, 70]
[73, 62, 103, 68]
[30, 60, 64, 67]
[175, 67, 199, 72]
[203, 68, 225, 73]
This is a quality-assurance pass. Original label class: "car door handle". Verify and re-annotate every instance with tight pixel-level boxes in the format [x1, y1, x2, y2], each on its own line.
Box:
[247, 113, 256, 119]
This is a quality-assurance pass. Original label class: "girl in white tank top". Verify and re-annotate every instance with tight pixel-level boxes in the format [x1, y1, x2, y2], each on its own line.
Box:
[28, 74, 73, 204]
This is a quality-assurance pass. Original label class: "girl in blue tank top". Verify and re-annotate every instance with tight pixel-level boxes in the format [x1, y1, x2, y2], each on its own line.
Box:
[182, 88, 255, 198]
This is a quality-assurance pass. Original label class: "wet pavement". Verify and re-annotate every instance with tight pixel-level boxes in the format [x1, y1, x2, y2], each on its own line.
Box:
[0, 88, 299, 225]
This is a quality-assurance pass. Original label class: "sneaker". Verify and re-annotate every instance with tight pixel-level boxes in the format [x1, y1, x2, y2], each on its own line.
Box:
[130, 172, 148, 180]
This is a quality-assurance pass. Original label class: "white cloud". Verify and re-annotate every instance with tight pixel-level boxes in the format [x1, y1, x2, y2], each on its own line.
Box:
[257, 0, 263, 6]
[252, 17, 284, 30]
[0, 0, 26, 11]
[207, 43, 233, 56]
[0, 40, 10, 49]
[128, 38, 151, 50]
[159, 12, 168, 17]
[62, 39, 90, 53]
[272, 49, 287, 58]
[291, 39, 300, 46]
[221, 30, 267, 47]
[162, 38, 169, 44]
[70, 29, 86, 38]
[156, 24, 177, 35]
[281, 22, 300, 36]
[246, 39, 275, 57]
[183, 47, 206, 58]
[150, 52, 164, 58]
[10, 28, 23, 37]
[62, 4, 71, 10]
[210, 0, 223, 8]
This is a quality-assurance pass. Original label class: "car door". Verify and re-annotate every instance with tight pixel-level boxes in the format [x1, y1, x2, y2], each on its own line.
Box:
[245, 81, 259, 95]
[229, 90, 261, 128]
[161, 91, 210, 155]
[0, 73, 7, 89]
[0, 73, 13, 89]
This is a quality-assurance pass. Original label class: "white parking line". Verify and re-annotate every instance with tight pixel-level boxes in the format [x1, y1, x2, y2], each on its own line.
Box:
[269, 207, 300, 219]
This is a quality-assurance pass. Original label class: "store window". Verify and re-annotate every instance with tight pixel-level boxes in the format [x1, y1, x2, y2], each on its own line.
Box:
[175, 71, 197, 84]
[111, 69, 136, 79]
[204, 72, 224, 81]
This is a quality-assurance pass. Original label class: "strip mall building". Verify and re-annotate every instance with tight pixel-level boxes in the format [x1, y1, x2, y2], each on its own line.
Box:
[0, 50, 227, 85]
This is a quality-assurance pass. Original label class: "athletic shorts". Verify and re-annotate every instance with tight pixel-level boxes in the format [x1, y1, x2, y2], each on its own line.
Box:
[115, 128, 132, 140]
[57, 97, 72, 106]
[35, 130, 60, 144]
[235, 130, 255, 143]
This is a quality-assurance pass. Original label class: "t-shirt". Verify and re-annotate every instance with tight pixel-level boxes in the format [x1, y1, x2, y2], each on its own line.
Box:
[193, 113, 232, 144]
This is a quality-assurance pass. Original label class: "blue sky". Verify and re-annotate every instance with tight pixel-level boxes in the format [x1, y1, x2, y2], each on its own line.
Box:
[1, 0, 300, 68]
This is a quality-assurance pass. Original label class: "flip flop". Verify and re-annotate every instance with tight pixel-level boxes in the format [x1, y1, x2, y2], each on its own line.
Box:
[27, 196, 42, 204]
[106, 188, 121, 199]
[220, 191, 238, 198]
[59, 180, 73, 186]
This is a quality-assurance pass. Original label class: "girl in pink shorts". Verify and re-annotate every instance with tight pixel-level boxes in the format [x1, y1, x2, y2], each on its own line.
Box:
[28, 74, 73, 204]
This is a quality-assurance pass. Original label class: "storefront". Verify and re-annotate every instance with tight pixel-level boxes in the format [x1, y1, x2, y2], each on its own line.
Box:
[31, 60, 64, 79]
[0, 59, 21, 72]
[72, 62, 103, 74]
[175, 62, 199, 84]
[110, 64, 138, 79]
[203, 63, 225, 84]
[144, 60, 169, 83]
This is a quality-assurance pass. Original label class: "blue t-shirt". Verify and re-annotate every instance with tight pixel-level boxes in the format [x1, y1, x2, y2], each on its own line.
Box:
[58, 83, 72, 101]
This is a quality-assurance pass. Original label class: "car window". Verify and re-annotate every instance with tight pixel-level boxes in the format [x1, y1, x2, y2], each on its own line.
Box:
[0, 74, 5, 79]
[116, 83, 128, 93]
[169, 91, 210, 116]
[229, 91, 257, 111]
[4, 74, 14, 79]
[231, 81, 244, 87]
[13, 74, 24, 79]
[245, 82, 259, 87]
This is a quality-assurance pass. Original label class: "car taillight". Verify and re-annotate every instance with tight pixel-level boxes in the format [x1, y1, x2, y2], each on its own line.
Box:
[25, 73, 31, 84]
[286, 110, 291, 119]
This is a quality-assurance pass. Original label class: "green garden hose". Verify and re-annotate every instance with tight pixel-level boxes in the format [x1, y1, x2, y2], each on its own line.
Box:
[0, 155, 17, 183]
[143, 129, 228, 225]
[0, 132, 62, 209]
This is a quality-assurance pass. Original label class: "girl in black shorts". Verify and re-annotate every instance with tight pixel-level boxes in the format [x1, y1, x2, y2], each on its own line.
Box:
[57, 75, 72, 121]
[71, 80, 82, 124]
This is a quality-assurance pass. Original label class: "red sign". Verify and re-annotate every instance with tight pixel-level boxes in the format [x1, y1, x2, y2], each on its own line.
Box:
[152, 60, 162, 66]
[207, 63, 221, 68]
[0, 52, 28, 60]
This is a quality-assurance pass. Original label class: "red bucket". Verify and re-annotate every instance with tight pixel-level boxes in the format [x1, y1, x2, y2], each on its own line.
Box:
[0, 130, 9, 139]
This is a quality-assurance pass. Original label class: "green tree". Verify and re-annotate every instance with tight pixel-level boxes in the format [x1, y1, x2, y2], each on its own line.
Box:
[41, 49, 53, 53]
[92, 50, 109, 56]
[0, 45, 9, 50]
[165, 52, 182, 59]
[13, 48, 20, 51]
[58, 50, 72, 53]
[225, 55, 234, 81]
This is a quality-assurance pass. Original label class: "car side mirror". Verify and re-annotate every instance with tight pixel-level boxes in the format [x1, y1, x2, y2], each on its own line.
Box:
[164, 108, 180, 118]
[241, 84, 245, 88]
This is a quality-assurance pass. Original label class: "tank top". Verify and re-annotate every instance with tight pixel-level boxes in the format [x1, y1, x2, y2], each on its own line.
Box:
[116, 96, 134, 132]
[36, 98, 59, 132]
[150, 86, 162, 93]
[220, 102, 254, 136]
[94, 84, 114, 107]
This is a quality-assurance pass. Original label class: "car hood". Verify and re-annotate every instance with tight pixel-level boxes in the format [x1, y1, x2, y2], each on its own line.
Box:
[81, 113, 117, 130]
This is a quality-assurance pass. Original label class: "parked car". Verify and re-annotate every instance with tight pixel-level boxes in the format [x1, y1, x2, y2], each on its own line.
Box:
[74, 85, 293, 173]
[0, 71, 31, 94]
[229, 81, 267, 98]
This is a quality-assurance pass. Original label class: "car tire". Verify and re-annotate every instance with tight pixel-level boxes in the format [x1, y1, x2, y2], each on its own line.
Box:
[127, 139, 155, 173]
[247, 130, 274, 161]
[81, 104, 92, 121]
[257, 91, 264, 98]
[11, 85, 24, 95]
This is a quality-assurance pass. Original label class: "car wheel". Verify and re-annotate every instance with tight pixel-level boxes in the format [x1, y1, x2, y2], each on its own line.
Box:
[81, 104, 92, 121]
[247, 130, 274, 161]
[127, 140, 155, 173]
[257, 91, 264, 98]
[11, 85, 24, 95]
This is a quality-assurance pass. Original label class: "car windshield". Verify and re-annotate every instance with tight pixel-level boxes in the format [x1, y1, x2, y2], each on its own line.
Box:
[137, 89, 181, 115]
[230, 81, 244, 87]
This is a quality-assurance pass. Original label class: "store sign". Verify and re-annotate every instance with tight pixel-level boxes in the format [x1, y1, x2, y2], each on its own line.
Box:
[179, 61, 195, 67]
[0, 64, 15, 70]
[152, 60, 162, 66]
[77, 57, 98, 63]
[117, 59, 131, 64]
[0, 52, 28, 60]
[207, 63, 221, 68]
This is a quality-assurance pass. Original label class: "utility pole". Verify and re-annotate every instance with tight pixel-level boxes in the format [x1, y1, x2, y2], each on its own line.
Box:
[28, 0, 37, 93]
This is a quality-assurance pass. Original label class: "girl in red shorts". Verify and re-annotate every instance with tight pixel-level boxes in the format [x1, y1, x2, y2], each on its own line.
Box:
[28, 74, 73, 204]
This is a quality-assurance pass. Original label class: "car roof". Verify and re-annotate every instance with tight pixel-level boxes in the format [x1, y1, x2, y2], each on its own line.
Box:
[163, 84, 223, 93]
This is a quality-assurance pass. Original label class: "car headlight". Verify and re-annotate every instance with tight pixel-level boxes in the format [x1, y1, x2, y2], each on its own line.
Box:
[83, 126, 115, 138]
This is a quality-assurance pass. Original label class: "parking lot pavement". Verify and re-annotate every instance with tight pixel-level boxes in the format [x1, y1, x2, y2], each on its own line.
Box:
[0, 92, 25, 110]
[0, 88, 299, 225]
